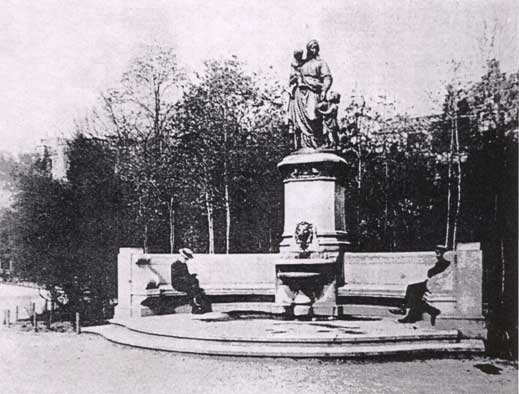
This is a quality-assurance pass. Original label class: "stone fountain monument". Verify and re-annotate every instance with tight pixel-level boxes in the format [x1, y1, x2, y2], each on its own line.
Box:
[275, 39, 349, 318]
[99, 40, 485, 358]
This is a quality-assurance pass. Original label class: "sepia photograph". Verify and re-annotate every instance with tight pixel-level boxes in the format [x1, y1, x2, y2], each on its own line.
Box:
[0, 1, 517, 393]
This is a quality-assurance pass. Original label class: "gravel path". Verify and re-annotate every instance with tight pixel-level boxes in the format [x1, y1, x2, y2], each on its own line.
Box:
[0, 283, 49, 318]
[0, 328, 516, 394]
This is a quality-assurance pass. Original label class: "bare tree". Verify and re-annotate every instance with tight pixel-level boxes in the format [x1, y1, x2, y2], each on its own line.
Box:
[96, 45, 185, 252]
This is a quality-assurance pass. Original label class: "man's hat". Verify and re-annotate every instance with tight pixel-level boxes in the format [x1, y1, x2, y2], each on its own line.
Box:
[435, 244, 448, 251]
[179, 248, 194, 259]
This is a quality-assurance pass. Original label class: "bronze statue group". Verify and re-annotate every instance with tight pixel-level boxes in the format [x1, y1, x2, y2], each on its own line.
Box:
[286, 39, 340, 150]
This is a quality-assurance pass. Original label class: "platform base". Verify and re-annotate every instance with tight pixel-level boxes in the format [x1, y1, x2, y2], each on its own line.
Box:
[84, 308, 485, 359]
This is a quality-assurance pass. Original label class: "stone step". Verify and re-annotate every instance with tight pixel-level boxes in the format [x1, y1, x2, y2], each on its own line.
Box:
[111, 323, 462, 347]
[128, 302, 486, 340]
[83, 323, 484, 359]
[109, 317, 462, 347]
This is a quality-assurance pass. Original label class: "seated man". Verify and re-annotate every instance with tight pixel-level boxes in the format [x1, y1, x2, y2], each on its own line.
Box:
[390, 245, 451, 325]
[171, 248, 212, 314]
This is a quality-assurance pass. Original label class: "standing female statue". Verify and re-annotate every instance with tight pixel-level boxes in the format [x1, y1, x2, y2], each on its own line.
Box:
[287, 39, 333, 150]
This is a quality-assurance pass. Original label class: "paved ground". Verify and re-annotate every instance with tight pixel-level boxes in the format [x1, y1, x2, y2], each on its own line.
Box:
[113, 312, 455, 341]
[0, 328, 516, 394]
[97, 313, 481, 358]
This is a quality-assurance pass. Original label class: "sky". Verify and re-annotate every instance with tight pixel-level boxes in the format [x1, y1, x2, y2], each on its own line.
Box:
[0, 0, 517, 154]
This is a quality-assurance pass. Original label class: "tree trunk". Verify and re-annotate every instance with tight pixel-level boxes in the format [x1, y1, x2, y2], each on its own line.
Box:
[143, 222, 149, 254]
[224, 168, 231, 255]
[223, 128, 231, 254]
[444, 117, 455, 247]
[267, 203, 273, 253]
[206, 192, 215, 254]
[453, 115, 462, 247]
[203, 166, 215, 254]
[356, 151, 362, 248]
[138, 194, 148, 253]
[268, 226, 272, 253]
[154, 85, 161, 137]
[168, 197, 175, 254]
[383, 156, 389, 249]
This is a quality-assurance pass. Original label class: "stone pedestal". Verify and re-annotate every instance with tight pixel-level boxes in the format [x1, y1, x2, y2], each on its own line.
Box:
[277, 151, 349, 257]
[275, 151, 349, 317]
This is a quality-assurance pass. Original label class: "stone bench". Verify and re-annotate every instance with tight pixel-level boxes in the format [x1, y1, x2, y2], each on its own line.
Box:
[146, 284, 275, 298]
[338, 283, 457, 316]
[141, 284, 275, 316]
[340, 283, 406, 298]
[147, 283, 454, 303]
[115, 243, 482, 323]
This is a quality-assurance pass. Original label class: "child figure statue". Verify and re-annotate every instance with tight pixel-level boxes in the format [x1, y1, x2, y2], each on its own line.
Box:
[287, 49, 305, 149]
[288, 49, 305, 98]
[317, 91, 340, 148]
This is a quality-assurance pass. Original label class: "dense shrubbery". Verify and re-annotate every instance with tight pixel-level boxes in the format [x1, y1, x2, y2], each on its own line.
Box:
[4, 138, 126, 320]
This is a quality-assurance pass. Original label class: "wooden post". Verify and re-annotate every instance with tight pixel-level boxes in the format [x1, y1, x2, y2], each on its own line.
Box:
[32, 302, 38, 332]
[45, 301, 50, 329]
[2, 309, 6, 325]
[15, 306, 19, 322]
[48, 301, 53, 329]
[75, 312, 80, 334]
[6, 310, 10, 327]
